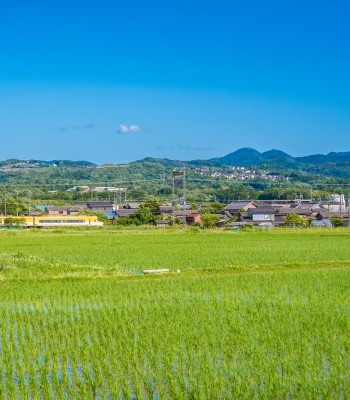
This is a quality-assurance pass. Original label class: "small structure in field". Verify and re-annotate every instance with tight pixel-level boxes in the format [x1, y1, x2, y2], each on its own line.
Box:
[310, 219, 333, 228]
[143, 269, 170, 275]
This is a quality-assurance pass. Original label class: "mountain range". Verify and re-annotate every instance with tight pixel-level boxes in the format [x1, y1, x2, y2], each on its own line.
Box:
[133, 148, 350, 179]
[1, 148, 350, 170]
[209, 148, 350, 167]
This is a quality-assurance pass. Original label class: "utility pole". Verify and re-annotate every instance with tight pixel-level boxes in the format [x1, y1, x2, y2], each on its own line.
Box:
[162, 166, 166, 189]
[16, 190, 19, 216]
[340, 190, 343, 218]
[172, 173, 175, 225]
[27, 190, 31, 212]
[183, 167, 186, 205]
[172, 172, 175, 206]
[4, 191, 7, 216]
[172, 169, 186, 206]
[328, 194, 330, 217]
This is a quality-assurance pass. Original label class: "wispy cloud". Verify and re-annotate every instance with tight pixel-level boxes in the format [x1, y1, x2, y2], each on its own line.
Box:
[117, 124, 152, 134]
[51, 123, 96, 133]
[194, 145, 213, 152]
[171, 143, 190, 152]
[154, 145, 167, 152]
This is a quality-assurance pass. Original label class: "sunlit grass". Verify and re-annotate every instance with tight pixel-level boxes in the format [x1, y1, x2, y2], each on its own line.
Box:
[0, 228, 349, 279]
[0, 228, 349, 398]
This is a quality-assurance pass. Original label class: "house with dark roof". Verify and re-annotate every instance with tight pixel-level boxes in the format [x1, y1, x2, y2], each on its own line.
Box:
[122, 203, 141, 209]
[247, 207, 276, 223]
[45, 206, 71, 216]
[279, 208, 314, 217]
[224, 201, 258, 213]
[114, 209, 138, 219]
[185, 212, 201, 225]
[68, 205, 85, 215]
[293, 202, 319, 210]
[86, 202, 113, 213]
[29, 209, 42, 217]
[45, 205, 87, 216]
[234, 211, 284, 226]
[159, 206, 174, 214]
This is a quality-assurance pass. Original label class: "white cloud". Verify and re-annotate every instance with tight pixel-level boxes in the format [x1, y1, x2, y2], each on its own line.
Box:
[118, 124, 143, 134]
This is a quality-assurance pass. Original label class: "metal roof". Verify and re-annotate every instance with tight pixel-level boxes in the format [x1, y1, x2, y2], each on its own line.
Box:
[248, 207, 276, 214]
[87, 201, 113, 207]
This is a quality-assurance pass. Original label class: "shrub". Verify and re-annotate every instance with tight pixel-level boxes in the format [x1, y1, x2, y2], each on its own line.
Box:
[330, 217, 344, 227]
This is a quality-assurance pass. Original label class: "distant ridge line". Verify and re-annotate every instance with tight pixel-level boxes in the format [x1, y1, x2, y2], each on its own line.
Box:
[1, 147, 350, 168]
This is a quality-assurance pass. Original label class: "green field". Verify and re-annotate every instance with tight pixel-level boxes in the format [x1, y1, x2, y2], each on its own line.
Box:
[0, 228, 349, 398]
[0, 227, 350, 279]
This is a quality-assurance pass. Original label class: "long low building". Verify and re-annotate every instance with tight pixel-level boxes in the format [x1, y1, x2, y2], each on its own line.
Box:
[0, 215, 103, 227]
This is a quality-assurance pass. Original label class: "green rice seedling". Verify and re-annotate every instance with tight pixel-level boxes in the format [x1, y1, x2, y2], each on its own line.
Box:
[0, 229, 349, 398]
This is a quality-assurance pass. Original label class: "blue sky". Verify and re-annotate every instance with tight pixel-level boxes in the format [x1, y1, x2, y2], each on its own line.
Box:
[0, 1, 349, 164]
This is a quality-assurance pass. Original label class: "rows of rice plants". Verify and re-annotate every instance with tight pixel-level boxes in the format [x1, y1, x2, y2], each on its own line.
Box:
[1, 268, 349, 398]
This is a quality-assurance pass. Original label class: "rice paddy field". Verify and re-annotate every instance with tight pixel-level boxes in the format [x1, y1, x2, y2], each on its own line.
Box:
[0, 227, 349, 398]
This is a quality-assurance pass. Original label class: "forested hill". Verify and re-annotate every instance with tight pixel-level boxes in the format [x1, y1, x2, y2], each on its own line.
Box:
[209, 148, 350, 168]
[0, 148, 350, 181]
[0, 148, 349, 205]
[137, 148, 350, 178]
[0, 159, 96, 168]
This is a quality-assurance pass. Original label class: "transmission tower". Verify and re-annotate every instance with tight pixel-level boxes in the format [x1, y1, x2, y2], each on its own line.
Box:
[172, 168, 186, 206]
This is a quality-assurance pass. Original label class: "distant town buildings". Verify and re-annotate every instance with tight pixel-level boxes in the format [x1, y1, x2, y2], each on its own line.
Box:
[195, 166, 286, 182]
[24, 195, 349, 228]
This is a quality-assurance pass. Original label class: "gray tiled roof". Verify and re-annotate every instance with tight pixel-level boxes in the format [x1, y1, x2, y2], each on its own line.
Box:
[115, 209, 138, 217]
[45, 206, 71, 212]
[159, 206, 174, 212]
[224, 201, 255, 211]
[69, 205, 84, 211]
[249, 207, 276, 214]
[87, 201, 113, 207]
[279, 208, 313, 215]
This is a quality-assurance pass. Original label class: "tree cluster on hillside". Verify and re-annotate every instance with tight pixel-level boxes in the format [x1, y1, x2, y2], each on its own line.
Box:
[0, 159, 348, 207]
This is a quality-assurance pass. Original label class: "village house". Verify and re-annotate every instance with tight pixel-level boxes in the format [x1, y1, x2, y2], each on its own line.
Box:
[278, 208, 315, 218]
[28, 209, 42, 217]
[45, 205, 85, 216]
[159, 205, 174, 214]
[45, 206, 71, 216]
[185, 212, 201, 225]
[86, 201, 114, 213]
[229, 206, 284, 227]
[247, 206, 276, 222]
[122, 203, 141, 210]
[224, 201, 258, 214]
[114, 208, 138, 220]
